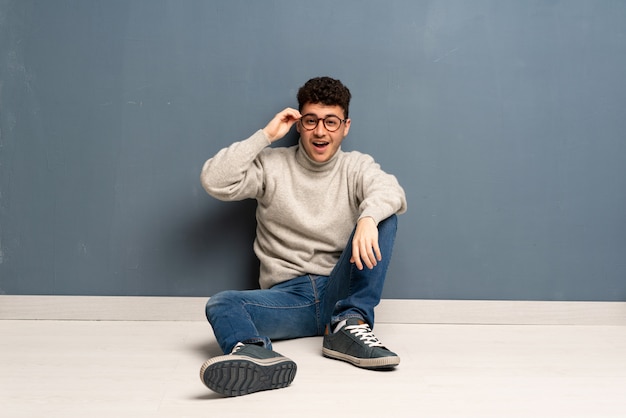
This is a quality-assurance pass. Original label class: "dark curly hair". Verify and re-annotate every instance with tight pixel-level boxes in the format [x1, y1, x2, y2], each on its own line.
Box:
[297, 76, 352, 118]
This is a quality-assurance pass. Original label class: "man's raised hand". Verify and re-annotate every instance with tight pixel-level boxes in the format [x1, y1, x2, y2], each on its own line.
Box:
[262, 108, 302, 143]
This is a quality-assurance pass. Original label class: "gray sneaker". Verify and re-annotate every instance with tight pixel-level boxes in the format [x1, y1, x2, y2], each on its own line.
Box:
[322, 318, 400, 370]
[200, 343, 297, 396]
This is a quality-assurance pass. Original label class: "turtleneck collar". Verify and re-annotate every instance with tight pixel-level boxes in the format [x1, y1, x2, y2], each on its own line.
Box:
[295, 138, 342, 172]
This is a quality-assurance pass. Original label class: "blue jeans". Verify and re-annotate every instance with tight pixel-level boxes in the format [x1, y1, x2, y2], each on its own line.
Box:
[205, 215, 398, 354]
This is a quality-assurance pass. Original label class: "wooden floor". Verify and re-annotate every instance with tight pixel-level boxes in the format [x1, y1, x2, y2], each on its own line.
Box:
[1, 319, 625, 417]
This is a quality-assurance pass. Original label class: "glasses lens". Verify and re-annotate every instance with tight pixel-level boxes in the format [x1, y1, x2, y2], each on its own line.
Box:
[301, 115, 318, 130]
[323, 116, 341, 132]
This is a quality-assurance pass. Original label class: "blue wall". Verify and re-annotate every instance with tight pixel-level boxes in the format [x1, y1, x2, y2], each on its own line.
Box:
[1, 0, 625, 300]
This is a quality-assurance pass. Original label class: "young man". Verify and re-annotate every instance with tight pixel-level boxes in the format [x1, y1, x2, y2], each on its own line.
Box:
[199, 77, 407, 396]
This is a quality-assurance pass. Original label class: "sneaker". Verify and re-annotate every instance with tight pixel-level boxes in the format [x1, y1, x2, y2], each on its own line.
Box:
[322, 318, 400, 370]
[200, 343, 297, 396]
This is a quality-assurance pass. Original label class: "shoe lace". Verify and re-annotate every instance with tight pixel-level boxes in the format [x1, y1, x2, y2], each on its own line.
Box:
[345, 324, 384, 348]
[231, 342, 245, 354]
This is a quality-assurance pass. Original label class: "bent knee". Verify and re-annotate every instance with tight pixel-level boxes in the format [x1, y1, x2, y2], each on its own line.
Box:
[205, 290, 242, 319]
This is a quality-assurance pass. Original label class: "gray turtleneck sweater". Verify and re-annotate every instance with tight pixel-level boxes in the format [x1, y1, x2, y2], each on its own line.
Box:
[201, 130, 407, 289]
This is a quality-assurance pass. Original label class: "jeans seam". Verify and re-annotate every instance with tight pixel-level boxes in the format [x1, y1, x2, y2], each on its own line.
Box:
[308, 274, 325, 335]
[242, 301, 317, 310]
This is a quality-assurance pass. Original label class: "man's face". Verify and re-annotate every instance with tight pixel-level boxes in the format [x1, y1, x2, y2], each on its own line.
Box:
[296, 103, 351, 163]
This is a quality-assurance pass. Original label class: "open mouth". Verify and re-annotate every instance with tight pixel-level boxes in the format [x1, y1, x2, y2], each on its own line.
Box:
[313, 141, 329, 149]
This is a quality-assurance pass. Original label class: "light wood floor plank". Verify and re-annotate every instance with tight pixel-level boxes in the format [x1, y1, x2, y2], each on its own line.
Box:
[1, 320, 625, 417]
[2, 296, 625, 325]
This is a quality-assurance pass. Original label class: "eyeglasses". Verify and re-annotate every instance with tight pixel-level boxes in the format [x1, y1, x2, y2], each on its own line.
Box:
[299, 114, 346, 132]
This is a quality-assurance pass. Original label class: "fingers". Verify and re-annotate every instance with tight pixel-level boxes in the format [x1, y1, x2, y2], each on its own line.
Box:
[352, 241, 381, 270]
[263, 107, 302, 142]
[275, 107, 302, 125]
[350, 217, 381, 270]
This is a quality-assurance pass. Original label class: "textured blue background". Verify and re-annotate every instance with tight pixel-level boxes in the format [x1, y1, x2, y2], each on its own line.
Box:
[1, 1, 625, 300]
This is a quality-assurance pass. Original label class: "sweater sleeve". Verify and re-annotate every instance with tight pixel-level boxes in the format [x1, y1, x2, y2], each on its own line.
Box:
[355, 154, 408, 224]
[200, 130, 270, 201]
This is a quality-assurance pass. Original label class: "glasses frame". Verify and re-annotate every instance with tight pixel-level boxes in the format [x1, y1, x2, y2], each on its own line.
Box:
[299, 114, 347, 132]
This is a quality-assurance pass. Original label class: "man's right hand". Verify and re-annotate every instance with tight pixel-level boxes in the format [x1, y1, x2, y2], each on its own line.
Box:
[262, 108, 302, 143]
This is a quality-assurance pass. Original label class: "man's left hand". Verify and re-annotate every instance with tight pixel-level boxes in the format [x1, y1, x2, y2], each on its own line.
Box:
[350, 217, 381, 270]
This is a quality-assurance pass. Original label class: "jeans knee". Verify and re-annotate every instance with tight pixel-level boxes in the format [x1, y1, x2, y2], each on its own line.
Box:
[205, 290, 236, 322]
[378, 214, 398, 240]
[380, 214, 398, 230]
